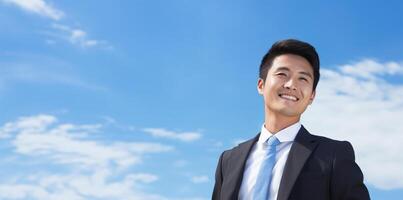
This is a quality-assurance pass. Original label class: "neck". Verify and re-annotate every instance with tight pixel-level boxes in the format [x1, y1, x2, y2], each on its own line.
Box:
[264, 109, 300, 134]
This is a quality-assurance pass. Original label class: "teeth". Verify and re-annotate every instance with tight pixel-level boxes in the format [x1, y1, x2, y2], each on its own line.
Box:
[280, 94, 298, 101]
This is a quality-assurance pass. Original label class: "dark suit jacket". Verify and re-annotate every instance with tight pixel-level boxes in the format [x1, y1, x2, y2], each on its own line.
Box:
[212, 126, 370, 200]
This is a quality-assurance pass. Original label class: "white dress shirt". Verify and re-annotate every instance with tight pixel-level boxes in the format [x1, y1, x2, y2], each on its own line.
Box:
[238, 122, 301, 200]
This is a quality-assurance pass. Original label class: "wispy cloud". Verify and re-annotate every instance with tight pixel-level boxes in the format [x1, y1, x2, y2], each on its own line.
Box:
[191, 175, 209, 184]
[303, 58, 403, 190]
[143, 128, 202, 142]
[3, 0, 64, 20]
[0, 114, 174, 199]
[0, 63, 107, 91]
[2, 0, 109, 49]
[173, 160, 188, 168]
[128, 173, 159, 184]
[51, 24, 108, 48]
[232, 138, 246, 146]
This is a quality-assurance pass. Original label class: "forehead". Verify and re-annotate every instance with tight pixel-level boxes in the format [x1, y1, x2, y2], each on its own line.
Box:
[270, 54, 314, 74]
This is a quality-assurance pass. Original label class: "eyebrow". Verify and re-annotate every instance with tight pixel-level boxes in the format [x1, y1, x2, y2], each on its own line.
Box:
[275, 66, 313, 79]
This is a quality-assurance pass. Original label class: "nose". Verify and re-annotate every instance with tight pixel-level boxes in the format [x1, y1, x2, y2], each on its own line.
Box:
[284, 78, 297, 90]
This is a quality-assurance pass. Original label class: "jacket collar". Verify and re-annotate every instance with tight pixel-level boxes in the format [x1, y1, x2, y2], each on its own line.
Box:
[277, 125, 318, 200]
[224, 133, 259, 199]
[224, 125, 318, 200]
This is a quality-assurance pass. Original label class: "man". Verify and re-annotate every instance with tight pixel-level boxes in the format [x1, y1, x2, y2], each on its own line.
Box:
[212, 39, 370, 200]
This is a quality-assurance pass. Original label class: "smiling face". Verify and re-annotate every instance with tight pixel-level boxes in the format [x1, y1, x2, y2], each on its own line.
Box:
[258, 54, 316, 119]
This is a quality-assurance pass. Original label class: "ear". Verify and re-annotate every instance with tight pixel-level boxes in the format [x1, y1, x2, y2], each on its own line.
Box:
[308, 90, 316, 105]
[257, 78, 264, 95]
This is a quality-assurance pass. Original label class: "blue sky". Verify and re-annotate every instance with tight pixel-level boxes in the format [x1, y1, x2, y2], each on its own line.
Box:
[0, 0, 403, 199]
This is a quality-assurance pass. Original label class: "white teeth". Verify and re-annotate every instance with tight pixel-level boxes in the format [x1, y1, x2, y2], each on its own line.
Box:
[280, 94, 298, 101]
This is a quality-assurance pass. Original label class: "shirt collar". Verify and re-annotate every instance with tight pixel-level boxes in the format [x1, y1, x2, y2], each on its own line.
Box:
[258, 122, 301, 144]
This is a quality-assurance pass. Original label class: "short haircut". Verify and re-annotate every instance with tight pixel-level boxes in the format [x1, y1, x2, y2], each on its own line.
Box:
[259, 39, 320, 91]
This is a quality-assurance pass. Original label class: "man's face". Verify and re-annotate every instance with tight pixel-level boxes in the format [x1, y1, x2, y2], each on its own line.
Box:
[257, 54, 316, 118]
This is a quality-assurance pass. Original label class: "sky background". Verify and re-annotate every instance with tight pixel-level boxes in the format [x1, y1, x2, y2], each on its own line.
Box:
[0, 0, 403, 199]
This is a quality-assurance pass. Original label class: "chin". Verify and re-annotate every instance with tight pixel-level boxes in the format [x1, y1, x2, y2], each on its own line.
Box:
[278, 108, 302, 117]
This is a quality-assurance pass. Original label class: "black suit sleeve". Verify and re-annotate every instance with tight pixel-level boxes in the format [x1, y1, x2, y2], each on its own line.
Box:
[212, 152, 224, 200]
[331, 141, 370, 200]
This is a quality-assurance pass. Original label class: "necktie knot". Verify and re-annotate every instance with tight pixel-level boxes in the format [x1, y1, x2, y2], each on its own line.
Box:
[265, 136, 280, 147]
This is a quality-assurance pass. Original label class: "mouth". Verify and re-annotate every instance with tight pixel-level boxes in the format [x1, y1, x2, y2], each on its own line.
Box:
[278, 93, 299, 102]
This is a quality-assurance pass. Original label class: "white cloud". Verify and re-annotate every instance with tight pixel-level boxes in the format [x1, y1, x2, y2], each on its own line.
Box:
[302, 59, 403, 190]
[143, 128, 202, 142]
[340, 59, 403, 80]
[3, 0, 64, 20]
[0, 114, 56, 138]
[191, 175, 209, 184]
[127, 173, 159, 184]
[1, 114, 173, 169]
[2, 0, 109, 49]
[52, 24, 106, 48]
[0, 114, 174, 199]
[0, 173, 167, 200]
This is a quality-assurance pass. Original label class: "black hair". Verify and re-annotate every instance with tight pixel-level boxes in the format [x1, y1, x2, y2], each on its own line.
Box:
[259, 39, 320, 91]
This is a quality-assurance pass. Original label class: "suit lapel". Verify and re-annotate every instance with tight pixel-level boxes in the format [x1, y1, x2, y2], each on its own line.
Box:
[277, 126, 318, 200]
[224, 134, 259, 199]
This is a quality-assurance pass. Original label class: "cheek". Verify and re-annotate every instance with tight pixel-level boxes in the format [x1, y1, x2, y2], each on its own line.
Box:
[262, 88, 276, 101]
[265, 85, 278, 97]
[302, 89, 314, 100]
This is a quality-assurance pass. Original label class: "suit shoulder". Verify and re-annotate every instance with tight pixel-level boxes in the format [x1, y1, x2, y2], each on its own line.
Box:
[310, 133, 355, 159]
[221, 136, 256, 160]
[310, 133, 353, 146]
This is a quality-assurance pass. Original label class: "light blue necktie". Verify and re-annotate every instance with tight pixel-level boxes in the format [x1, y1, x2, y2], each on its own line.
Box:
[252, 136, 280, 200]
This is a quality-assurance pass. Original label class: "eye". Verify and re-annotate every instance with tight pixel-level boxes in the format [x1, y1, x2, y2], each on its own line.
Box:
[299, 77, 308, 82]
[276, 72, 287, 76]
